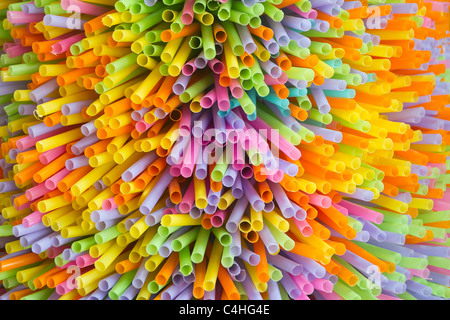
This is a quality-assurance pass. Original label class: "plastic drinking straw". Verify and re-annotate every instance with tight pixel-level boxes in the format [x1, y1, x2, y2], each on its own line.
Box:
[0, 0, 448, 302]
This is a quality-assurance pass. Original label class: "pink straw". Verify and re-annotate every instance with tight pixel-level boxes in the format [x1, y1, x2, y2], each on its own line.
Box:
[292, 218, 313, 237]
[61, 0, 111, 15]
[44, 168, 71, 190]
[47, 245, 70, 259]
[215, 73, 230, 111]
[181, 0, 195, 25]
[22, 211, 47, 228]
[211, 209, 227, 227]
[308, 194, 332, 209]
[25, 182, 52, 202]
[338, 200, 384, 224]
[76, 253, 98, 268]
[39, 145, 66, 164]
[178, 181, 195, 213]
[51, 33, 85, 55]
[102, 197, 118, 211]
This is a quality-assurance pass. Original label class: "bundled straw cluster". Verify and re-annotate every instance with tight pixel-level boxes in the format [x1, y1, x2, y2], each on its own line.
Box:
[0, 0, 448, 301]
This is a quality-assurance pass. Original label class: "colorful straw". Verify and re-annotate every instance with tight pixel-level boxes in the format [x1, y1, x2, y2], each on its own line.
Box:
[0, 0, 448, 301]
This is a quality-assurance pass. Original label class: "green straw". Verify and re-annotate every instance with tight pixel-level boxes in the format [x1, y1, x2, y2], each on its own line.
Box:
[334, 116, 371, 133]
[398, 256, 428, 270]
[201, 24, 216, 60]
[350, 284, 378, 300]
[254, 82, 270, 97]
[265, 219, 295, 251]
[148, 280, 165, 294]
[397, 291, 417, 300]
[268, 264, 283, 282]
[309, 41, 332, 55]
[179, 246, 194, 276]
[221, 20, 244, 56]
[347, 216, 363, 232]
[238, 61, 251, 80]
[417, 210, 449, 224]
[384, 271, 406, 283]
[294, 0, 312, 12]
[302, 27, 344, 38]
[333, 279, 361, 300]
[109, 269, 137, 300]
[147, 232, 171, 255]
[131, 8, 165, 34]
[0, 54, 22, 67]
[217, 0, 232, 20]
[145, 29, 163, 43]
[211, 162, 228, 182]
[71, 236, 96, 253]
[206, 0, 220, 11]
[228, 10, 250, 25]
[413, 277, 448, 299]
[235, 282, 247, 300]
[237, 91, 256, 115]
[257, 107, 302, 146]
[377, 222, 409, 235]
[424, 226, 446, 240]
[105, 52, 138, 75]
[94, 225, 121, 245]
[247, 147, 263, 166]
[241, 78, 254, 92]
[371, 208, 409, 224]
[427, 256, 450, 270]
[23, 52, 39, 64]
[158, 225, 181, 237]
[334, 256, 377, 291]
[44, 3, 70, 14]
[159, 62, 170, 76]
[143, 44, 164, 57]
[211, 227, 232, 246]
[1, 103, 19, 117]
[354, 241, 402, 264]
[115, 0, 136, 12]
[70, 41, 87, 56]
[309, 108, 333, 125]
[285, 66, 315, 82]
[130, 1, 164, 14]
[283, 42, 310, 59]
[171, 227, 200, 251]
[334, 63, 351, 75]
[54, 253, 70, 268]
[248, 15, 261, 28]
[339, 144, 364, 157]
[8, 62, 45, 77]
[170, 11, 185, 33]
[407, 223, 427, 238]
[163, 0, 185, 5]
[188, 35, 203, 49]
[262, 1, 283, 21]
[180, 73, 214, 103]
[249, 61, 264, 84]
[221, 245, 234, 268]
[193, 0, 207, 14]
[3, 275, 20, 289]
[279, 283, 290, 300]
[21, 288, 54, 300]
[333, 73, 362, 86]
[298, 126, 315, 143]
[9, 1, 29, 10]
[296, 96, 312, 110]
[191, 228, 211, 263]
